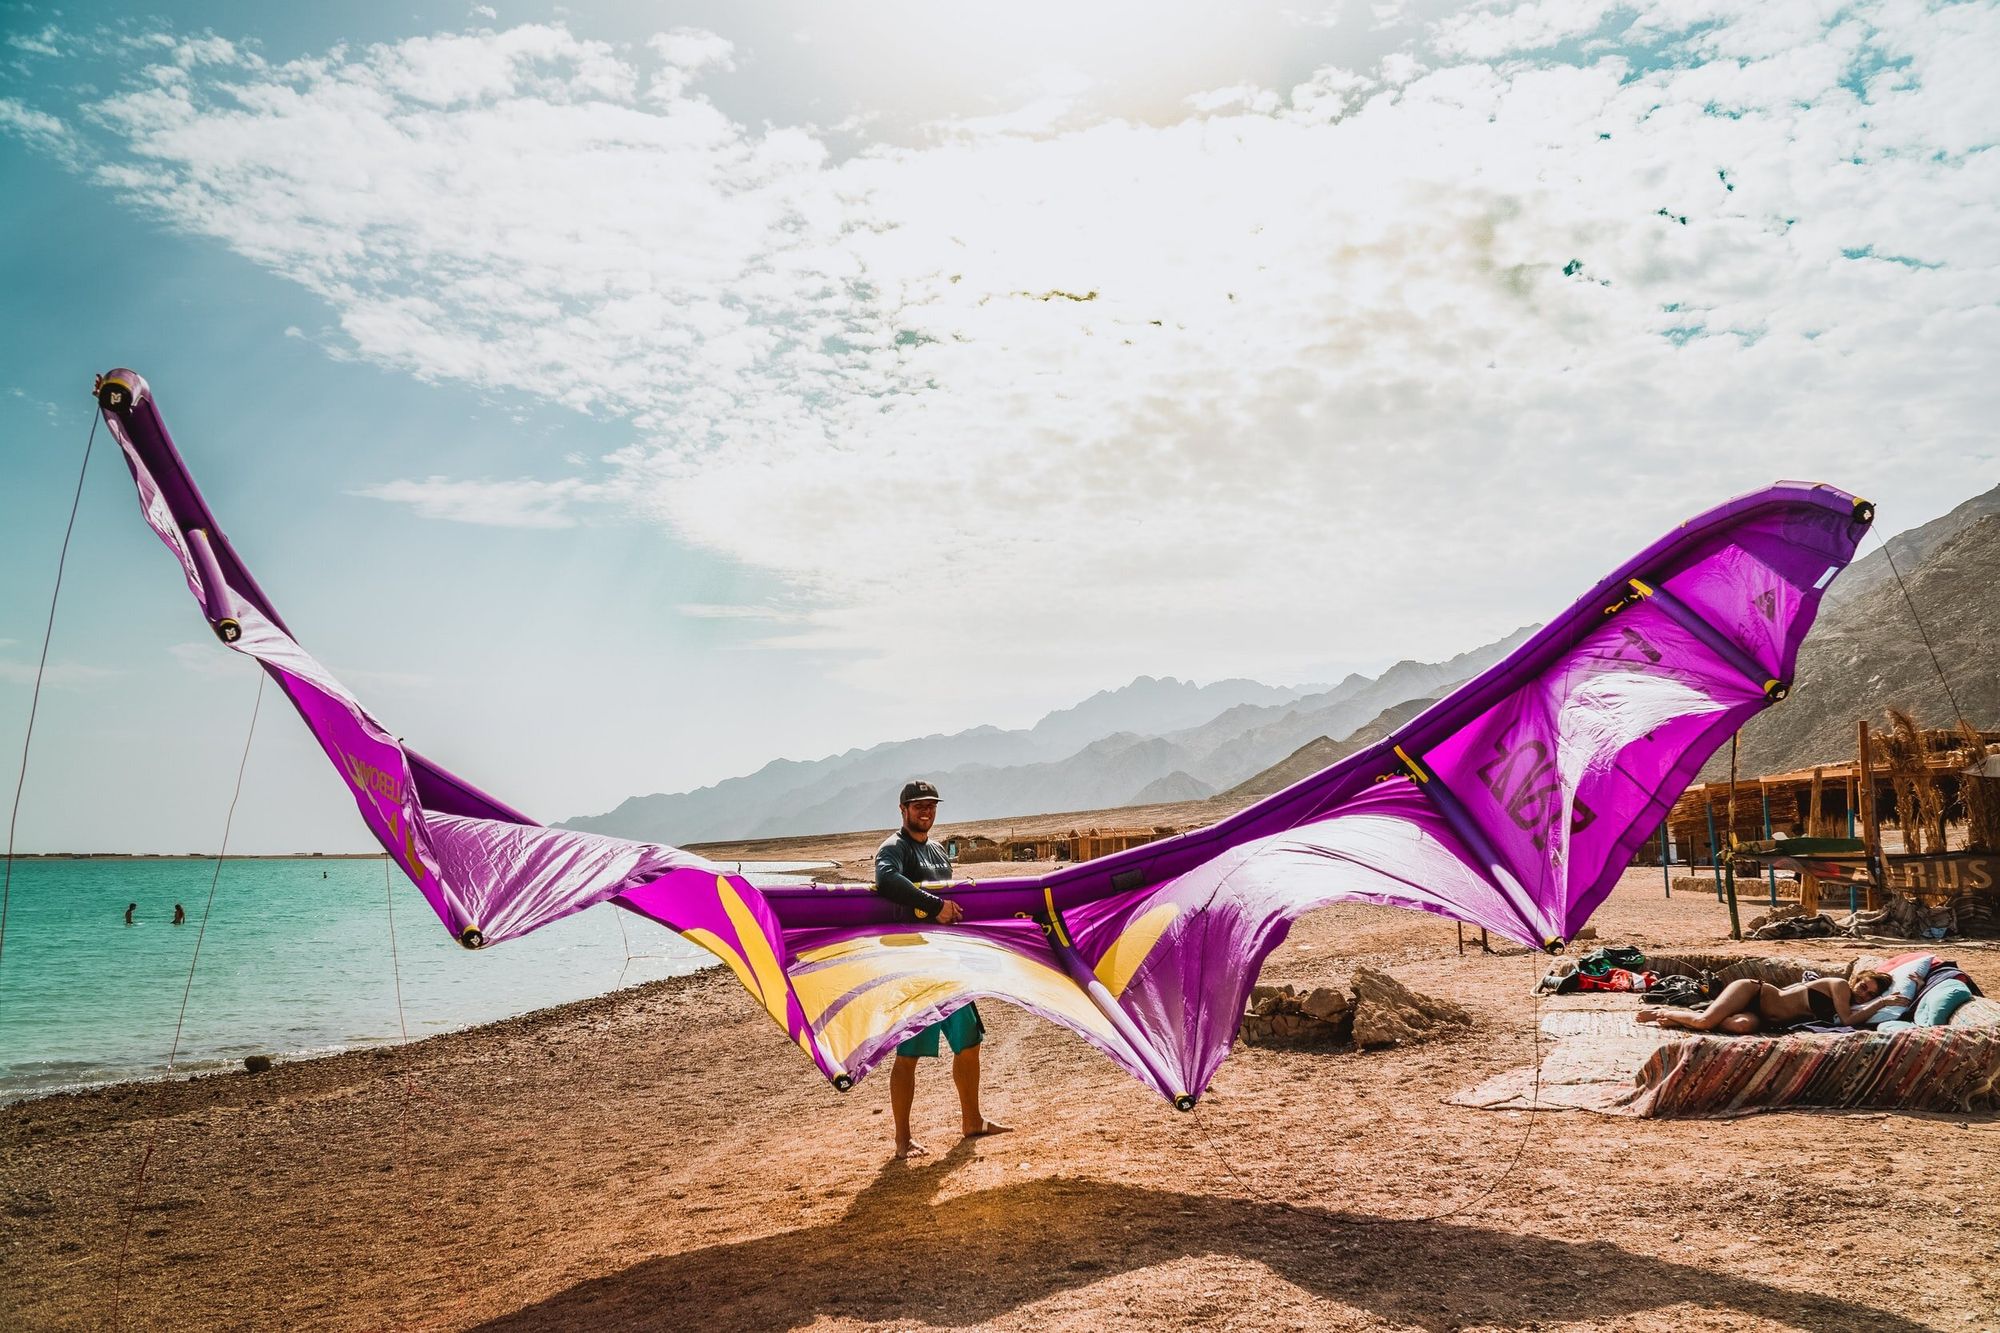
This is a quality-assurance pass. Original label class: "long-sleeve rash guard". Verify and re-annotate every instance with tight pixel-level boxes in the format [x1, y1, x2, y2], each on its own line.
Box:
[873, 830, 952, 920]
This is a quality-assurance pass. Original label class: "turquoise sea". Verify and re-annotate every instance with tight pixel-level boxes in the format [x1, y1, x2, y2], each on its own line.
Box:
[0, 856, 823, 1102]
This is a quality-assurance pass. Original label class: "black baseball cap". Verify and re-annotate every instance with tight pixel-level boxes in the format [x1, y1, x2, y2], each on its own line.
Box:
[899, 780, 942, 805]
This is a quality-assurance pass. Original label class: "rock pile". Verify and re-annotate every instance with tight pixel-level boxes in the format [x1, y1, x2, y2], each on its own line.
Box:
[1239, 967, 1473, 1050]
[1349, 966, 1472, 1048]
[1240, 983, 1353, 1046]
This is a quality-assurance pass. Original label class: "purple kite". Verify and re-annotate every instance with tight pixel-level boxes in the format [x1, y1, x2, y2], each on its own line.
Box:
[94, 368, 1872, 1109]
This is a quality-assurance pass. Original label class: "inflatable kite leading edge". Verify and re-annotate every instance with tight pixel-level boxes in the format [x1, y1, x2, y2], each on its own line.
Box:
[93, 368, 1873, 1109]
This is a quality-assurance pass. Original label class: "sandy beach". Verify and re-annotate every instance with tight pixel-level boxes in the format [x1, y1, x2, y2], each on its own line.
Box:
[3, 864, 1996, 1332]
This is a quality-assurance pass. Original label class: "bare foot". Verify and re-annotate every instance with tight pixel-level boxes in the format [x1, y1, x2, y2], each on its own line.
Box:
[893, 1140, 930, 1160]
[962, 1120, 1012, 1139]
[1635, 1007, 1667, 1025]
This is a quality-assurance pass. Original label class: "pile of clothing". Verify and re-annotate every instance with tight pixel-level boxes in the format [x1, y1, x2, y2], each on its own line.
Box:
[1749, 912, 1837, 940]
[1535, 945, 1658, 995]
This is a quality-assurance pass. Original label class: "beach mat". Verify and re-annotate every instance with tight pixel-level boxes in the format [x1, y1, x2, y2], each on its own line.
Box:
[1451, 1009, 2000, 1118]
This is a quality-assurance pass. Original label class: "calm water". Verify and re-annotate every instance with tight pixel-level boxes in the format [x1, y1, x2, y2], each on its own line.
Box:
[0, 856, 824, 1101]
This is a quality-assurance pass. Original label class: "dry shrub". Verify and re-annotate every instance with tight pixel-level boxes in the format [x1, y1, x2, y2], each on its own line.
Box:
[1881, 707, 1946, 854]
[1955, 721, 2000, 853]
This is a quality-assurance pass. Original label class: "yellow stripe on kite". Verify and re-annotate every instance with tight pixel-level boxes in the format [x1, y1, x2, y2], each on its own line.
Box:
[719, 875, 792, 1027]
[1092, 903, 1180, 997]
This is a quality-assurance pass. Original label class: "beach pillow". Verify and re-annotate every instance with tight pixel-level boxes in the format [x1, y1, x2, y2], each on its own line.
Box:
[1861, 952, 1935, 1027]
[1914, 979, 1974, 1027]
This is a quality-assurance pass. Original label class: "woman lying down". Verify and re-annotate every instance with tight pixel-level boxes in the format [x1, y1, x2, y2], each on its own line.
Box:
[1637, 971, 1902, 1034]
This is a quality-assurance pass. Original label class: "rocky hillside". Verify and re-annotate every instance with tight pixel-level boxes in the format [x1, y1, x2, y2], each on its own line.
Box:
[1726, 510, 2000, 776]
[1222, 696, 1439, 800]
[1822, 482, 2000, 607]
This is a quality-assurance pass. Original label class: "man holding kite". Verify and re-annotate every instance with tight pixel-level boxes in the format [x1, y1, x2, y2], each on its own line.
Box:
[873, 780, 1011, 1157]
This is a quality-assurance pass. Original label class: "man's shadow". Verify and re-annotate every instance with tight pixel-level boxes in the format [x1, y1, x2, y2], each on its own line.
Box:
[477, 1144, 1933, 1332]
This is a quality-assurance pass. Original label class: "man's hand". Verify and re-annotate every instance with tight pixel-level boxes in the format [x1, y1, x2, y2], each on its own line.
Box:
[936, 899, 966, 926]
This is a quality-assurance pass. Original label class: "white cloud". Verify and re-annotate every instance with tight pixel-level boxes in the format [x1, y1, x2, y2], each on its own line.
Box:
[7, 387, 60, 418]
[352, 476, 606, 529]
[645, 28, 734, 102]
[173, 34, 256, 69]
[1288, 5, 1347, 29]
[0, 658, 122, 687]
[1433, 0, 1624, 57]
[0, 97, 85, 167]
[8, 25, 62, 58]
[167, 642, 245, 679]
[1187, 84, 1285, 115]
[1372, 0, 1415, 30]
[675, 603, 808, 623]
[12, 7, 2000, 714]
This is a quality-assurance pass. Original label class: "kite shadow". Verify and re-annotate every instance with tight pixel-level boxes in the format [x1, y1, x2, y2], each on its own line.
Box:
[476, 1144, 1931, 1332]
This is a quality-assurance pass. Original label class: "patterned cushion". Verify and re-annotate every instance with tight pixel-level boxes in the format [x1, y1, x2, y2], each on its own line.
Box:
[1914, 979, 1975, 1027]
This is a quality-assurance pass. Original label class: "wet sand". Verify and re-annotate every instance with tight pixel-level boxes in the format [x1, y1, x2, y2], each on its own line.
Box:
[3, 866, 1996, 1331]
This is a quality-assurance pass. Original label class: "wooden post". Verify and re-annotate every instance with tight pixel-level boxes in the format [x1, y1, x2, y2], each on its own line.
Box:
[1662, 819, 1671, 897]
[1858, 719, 1883, 909]
[1725, 735, 1743, 940]
[1801, 767, 1823, 914]
[1760, 781, 1777, 907]
[1705, 795, 1722, 900]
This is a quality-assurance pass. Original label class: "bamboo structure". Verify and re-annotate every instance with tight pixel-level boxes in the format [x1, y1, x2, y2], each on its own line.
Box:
[1859, 718, 1883, 882]
[1801, 765, 1825, 913]
[999, 826, 1178, 863]
[1666, 722, 2000, 861]
[1956, 722, 2000, 853]
[1882, 707, 1946, 855]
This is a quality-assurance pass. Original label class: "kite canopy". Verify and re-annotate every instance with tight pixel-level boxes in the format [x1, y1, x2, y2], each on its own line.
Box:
[95, 367, 1872, 1108]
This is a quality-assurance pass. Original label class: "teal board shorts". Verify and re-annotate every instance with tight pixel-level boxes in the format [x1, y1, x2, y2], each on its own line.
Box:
[896, 1003, 983, 1059]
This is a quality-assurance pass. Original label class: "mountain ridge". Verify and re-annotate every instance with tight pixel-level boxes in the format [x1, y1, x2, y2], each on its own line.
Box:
[560, 628, 1536, 843]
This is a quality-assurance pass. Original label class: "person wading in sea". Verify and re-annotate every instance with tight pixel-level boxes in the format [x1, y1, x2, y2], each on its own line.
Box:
[872, 780, 1010, 1158]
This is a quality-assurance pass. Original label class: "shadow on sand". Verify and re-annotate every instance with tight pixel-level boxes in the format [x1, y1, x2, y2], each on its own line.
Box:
[476, 1144, 1927, 1331]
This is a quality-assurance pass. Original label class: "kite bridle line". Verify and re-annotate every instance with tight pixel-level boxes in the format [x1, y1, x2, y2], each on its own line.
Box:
[0, 411, 97, 977]
[1872, 526, 1970, 732]
[1155, 823, 1548, 1218]
[1185, 947, 1548, 1230]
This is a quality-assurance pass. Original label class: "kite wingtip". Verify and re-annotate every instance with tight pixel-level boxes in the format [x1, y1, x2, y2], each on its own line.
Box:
[1173, 1093, 1196, 1113]
[457, 926, 486, 949]
[94, 370, 145, 413]
[832, 1074, 855, 1093]
[1851, 497, 1875, 526]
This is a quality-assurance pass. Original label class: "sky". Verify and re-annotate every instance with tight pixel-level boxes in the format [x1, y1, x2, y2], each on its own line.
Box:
[2, 0, 1996, 853]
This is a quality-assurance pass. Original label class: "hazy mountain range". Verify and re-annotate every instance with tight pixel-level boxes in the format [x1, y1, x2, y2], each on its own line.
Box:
[564, 481, 2000, 845]
[561, 628, 1536, 843]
